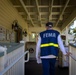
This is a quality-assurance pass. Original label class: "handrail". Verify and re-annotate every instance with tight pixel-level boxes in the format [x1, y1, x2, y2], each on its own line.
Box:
[66, 50, 76, 61]
[70, 54, 76, 61]
[0, 51, 29, 75]
[25, 51, 29, 62]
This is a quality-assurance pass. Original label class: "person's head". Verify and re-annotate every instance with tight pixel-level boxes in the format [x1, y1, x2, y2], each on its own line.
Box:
[45, 22, 53, 30]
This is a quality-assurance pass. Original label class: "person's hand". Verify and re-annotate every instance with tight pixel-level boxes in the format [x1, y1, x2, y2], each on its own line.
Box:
[65, 52, 72, 56]
[37, 58, 42, 64]
[36, 56, 42, 64]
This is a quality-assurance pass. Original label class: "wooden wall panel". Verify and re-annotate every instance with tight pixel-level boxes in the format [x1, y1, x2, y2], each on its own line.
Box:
[0, 0, 28, 30]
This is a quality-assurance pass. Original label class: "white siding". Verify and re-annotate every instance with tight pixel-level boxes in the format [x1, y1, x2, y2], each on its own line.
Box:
[0, 0, 28, 30]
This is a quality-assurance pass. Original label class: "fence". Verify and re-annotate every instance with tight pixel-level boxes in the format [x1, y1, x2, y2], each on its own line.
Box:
[69, 44, 76, 75]
[0, 43, 29, 75]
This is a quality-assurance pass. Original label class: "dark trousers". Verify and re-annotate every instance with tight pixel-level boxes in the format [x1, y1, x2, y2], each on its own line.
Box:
[41, 58, 56, 75]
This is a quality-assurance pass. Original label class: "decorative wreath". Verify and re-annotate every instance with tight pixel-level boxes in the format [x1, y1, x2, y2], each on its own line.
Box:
[29, 48, 34, 53]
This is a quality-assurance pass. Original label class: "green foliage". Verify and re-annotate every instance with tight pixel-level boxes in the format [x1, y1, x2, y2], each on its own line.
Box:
[73, 27, 76, 33]
[68, 27, 76, 35]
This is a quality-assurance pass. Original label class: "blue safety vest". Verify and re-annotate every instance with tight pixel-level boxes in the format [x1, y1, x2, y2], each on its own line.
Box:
[40, 29, 60, 56]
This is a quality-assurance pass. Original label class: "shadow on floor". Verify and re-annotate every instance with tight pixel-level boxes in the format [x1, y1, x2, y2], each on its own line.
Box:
[25, 60, 69, 75]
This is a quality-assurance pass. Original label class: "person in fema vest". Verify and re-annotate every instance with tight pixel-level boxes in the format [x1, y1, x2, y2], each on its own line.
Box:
[36, 22, 71, 75]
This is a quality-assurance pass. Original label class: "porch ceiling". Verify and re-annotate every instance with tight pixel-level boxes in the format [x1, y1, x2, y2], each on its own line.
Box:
[10, 0, 76, 30]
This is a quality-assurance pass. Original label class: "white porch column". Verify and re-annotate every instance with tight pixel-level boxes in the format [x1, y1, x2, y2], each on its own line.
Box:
[65, 26, 69, 46]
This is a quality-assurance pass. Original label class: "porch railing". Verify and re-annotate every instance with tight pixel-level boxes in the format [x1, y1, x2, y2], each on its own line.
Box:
[0, 43, 29, 75]
[69, 44, 76, 75]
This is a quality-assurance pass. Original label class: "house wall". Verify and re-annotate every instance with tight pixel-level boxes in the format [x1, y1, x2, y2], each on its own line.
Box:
[0, 0, 28, 30]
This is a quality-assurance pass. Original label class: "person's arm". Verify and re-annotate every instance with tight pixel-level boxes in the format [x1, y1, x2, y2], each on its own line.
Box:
[58, 35, 72, 56]
[36, 35, 41, 59]
[58, 35, 67, 55]
[36, 35, 42, 64]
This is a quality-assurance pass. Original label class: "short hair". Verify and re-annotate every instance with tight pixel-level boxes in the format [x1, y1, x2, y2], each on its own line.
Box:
[46, 22, 53, 27]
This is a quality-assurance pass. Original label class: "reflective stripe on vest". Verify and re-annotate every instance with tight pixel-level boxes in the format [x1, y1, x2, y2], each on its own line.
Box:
[40, 43, 58, 47]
